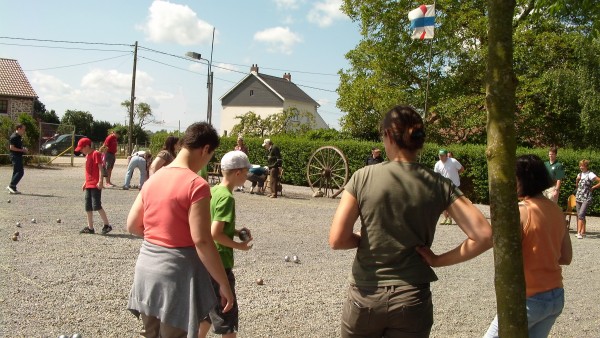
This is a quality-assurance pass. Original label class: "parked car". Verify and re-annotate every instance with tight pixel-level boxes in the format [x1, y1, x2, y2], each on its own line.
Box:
[40, 134, 87, 156]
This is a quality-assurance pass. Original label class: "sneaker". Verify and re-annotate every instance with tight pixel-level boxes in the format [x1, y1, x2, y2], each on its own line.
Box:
[101, 224, 113, 234]
[122, 186, 129, 190]
[6, 186, 17, 194]
[576, 233, 583, 239]
[80, 227, 95, 234]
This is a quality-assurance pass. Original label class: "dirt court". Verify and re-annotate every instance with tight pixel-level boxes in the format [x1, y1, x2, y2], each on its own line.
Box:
[1, 159, 599, 337]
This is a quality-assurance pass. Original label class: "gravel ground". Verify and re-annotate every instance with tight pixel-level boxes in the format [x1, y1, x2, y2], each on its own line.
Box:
[1, 160, 599, 337]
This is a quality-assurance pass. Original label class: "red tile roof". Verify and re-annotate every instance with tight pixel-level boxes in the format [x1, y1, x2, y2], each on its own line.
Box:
[0, 58, 38, 98]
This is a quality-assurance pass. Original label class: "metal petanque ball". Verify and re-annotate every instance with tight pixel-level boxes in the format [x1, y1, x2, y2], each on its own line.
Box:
[57, 218, 62, 223]
[71, 333, 83, 338]
[238, 229, 249, 241]
[292, 255, 299, 263]
[16, 222, 21, 227]
[284, 255, 290, 262]
[58, 335, 69, 338]
[256, 278, 264, 285]
[14, 231, 19, 237]
[31, 218, 36, 224]
[12, 235, 18, 241]
[7, 199, 10, 203]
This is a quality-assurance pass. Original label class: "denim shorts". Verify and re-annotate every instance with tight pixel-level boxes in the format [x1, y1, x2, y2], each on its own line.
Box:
[484, 288, 564, 338]
[84, 188, 103, 211]
[341, 283, 433, 338]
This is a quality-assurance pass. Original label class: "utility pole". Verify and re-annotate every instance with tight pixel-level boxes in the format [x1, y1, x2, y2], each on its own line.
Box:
[207, 27, 215, 125]
[128, 41, 138, 155]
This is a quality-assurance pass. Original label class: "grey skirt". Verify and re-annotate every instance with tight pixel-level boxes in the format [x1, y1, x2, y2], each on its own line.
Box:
[128, 240, 217, 337]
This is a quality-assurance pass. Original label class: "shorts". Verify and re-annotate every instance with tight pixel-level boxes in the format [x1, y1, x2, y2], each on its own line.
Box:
[84, 188, 103, 211]
[576, 200, 591, 221]
[204, 268, 238, 334]
[341, 283, 433, 338]
[103, 152, 116, 175]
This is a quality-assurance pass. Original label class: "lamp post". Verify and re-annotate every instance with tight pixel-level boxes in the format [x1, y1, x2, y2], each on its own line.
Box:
[186, 27, 215, 125]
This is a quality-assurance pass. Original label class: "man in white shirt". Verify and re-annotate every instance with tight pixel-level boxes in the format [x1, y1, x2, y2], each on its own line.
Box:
[434, 149, 465, 224]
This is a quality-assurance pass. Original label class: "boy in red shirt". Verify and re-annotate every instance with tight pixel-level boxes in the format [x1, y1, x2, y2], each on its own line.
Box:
[76, 138, 112, 234]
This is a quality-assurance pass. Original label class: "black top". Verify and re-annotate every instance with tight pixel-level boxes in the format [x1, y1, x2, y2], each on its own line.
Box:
[365, 155, 384, 166]
[9, 132, 24, 157]
[267, 145, 282, 168]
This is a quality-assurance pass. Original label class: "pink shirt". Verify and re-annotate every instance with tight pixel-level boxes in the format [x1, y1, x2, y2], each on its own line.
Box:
[141, 167, 211, 248]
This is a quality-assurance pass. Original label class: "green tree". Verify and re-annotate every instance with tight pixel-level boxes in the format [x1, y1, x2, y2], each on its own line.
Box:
[90, 120, 115, 142]
[230, 108, 316, 137]
[112, 124, 149, 147]
[61, 110, 94, 136]
[121, 100, 156, 129]
[18, 113, 41, 152]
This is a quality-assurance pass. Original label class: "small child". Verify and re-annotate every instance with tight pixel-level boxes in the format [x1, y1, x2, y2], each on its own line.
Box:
[199, 150, 253, 338]
[76, 138, 112, 234]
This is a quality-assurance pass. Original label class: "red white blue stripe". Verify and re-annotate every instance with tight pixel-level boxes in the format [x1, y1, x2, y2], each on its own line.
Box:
[408, 4, 435, 40]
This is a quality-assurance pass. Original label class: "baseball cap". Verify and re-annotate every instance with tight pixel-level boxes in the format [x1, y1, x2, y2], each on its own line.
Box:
[221, 150, 252, 170]
[75, 138, 92, 152]
[438, 149, 448, 155]
[262, 138, 271, 147]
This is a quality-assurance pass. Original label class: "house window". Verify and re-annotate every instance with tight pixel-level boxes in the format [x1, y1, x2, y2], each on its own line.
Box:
[0, 100, 7, 114]
[290, 112, 300, 122]
[250, 90, 254, 96]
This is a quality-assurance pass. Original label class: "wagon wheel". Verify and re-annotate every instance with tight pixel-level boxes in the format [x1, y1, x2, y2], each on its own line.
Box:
[306, 146, 349, 198]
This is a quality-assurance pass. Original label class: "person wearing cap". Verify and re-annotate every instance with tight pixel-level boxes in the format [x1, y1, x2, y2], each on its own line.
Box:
[365, 147, 384, 166]
[262, 138, 282, 198]
[200, 150, 254, 337]
[76, 138, 112, 235]
[122, 150, 152, 190]
[434, 149, 465, 225]
[102, 130, 119, 187]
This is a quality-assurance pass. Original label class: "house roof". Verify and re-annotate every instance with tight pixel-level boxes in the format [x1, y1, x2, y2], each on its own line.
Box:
[220, 72, 319, 107]
[0, 58, 38, 98]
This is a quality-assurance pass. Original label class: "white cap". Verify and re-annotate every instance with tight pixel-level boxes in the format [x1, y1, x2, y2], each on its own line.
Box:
[220, 150, 252, 170]
[262, 138, 271, 147]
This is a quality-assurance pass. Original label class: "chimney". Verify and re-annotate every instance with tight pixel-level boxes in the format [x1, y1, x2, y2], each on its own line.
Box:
[250, 64, 259, 74]
[283, 72, 291, 82]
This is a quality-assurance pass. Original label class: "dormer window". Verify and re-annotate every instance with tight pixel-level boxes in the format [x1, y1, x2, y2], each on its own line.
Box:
[250, 90, 254, 96]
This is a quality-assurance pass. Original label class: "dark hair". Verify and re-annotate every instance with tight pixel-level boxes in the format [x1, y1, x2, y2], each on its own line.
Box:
[380, 105, 425, 151]
[15, 124, 24, 130]
[516, 154, 552, 198]
[180, 122, 220, 153]
[163, 136, 179, 157]
[549, 146, 558, 155]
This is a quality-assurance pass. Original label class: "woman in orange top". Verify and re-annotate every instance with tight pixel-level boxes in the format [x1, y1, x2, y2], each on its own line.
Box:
[484, 154, 572, 338]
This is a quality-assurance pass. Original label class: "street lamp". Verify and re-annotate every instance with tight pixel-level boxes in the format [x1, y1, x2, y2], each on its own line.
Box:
[185, 52, 213, 125]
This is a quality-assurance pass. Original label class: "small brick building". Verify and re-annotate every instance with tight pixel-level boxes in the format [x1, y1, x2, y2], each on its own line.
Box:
[0, 58, 38, 119]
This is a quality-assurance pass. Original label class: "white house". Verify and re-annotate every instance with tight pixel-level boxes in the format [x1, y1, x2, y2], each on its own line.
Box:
[219, 64, 328, 136]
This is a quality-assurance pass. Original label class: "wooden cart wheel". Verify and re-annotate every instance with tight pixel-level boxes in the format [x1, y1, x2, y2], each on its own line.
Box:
[306, 146, 349, 198]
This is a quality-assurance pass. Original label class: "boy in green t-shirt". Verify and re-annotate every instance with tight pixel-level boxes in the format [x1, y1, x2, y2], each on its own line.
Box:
[199, 150, 253, 338]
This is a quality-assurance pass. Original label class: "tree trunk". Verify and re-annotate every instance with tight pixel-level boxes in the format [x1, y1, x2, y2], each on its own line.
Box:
[486, 0, 528, 337]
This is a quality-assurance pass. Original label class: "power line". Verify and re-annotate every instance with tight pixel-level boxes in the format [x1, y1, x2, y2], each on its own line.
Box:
[23, 53, 132, 71]
[0, 42, 131, 53]
[0, 36, 131, 46]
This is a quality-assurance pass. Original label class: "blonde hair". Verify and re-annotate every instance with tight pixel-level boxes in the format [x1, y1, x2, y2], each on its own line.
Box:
[579, 159, 590, 168]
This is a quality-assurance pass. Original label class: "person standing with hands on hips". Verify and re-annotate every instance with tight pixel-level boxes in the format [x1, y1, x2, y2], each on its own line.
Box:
[7, 124, 27, 194]
[262, 139, 282, 198]
[574, 159, 600, 239]
[199, 150, 254, 338]
[543, 147, 565, 203]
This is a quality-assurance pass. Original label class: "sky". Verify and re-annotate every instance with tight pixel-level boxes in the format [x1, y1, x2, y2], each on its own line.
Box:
[0, 0, 362, 133]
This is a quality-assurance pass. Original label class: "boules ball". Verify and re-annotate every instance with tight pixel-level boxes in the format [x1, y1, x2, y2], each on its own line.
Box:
[7, 199, 10, 203]
[238, 229, 249, 241]
[284, 255, 290, 262]
[71, 333, 83, 338]
[256, 278, 264, 285]
[56, 218, 62, 223]
[31, 218, 36, 224]
[16, 222, 21, 227]
[292, 255, 299, 263]
[13, 231, 19, 237]
[58, 335, 69, 338]
[12, 235, 18, 241]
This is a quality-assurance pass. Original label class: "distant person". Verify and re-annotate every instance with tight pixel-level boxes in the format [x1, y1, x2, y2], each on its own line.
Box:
[76, 138, 112, 235]
[234, 136, 248, 192]
[262, 139, 282, 198]
[7, 124, 28, 194]
[149, 136, 179, 176]
[247, 165, 269, 195]
[123, 150, 152, 190]
[329, 105, 491, 338]
[126, 122, 233, 336]
[365, 147, 384, 166]
[199, 150, 254, 338]
[447, 151, 454, 158]
[574, 159, 600, 239]
[102, 130, 119, 187]
[543, 147, 565, 203]
[434, 149, 465, 224]
[483, 154, 572, 338]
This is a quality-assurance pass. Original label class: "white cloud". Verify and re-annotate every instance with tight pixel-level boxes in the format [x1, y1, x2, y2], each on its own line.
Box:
[307, 0, 347, 28]
[137, 0, 215, 46]
[273, 0, 299, 10]
[253, 27, 302, 55]
[213, 63, 239, 74]
[316, 98, 331, 106]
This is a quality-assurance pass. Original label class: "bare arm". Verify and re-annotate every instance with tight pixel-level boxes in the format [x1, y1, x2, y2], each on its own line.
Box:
[329, 190, 361, 249]
[149, 157, 166, 176]
[211, 221, 253, 251]
[558, 228, 573, 265]
[126, 193, 145, 237]
[96, 163, 104, 189]
[416, 196, 492, 267]
[189, 199, 234, 312]
[591, 176, 600, 191]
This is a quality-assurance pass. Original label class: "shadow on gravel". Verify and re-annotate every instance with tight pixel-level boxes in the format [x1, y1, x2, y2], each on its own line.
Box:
[105, 233, 140, 240]
[19, 193, 58, 198]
